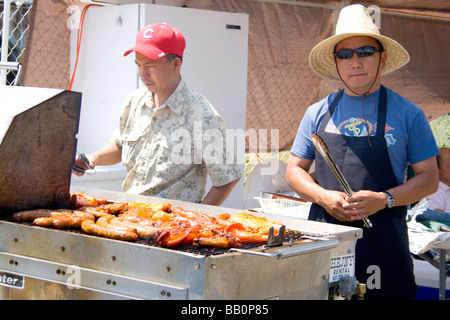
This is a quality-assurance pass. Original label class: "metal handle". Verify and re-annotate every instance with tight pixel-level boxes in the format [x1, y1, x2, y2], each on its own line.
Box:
[230, 239, 339, 259]
[0, 252, 187, 299]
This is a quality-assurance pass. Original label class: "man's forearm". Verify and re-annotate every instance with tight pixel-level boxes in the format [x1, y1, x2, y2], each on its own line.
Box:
[388, 157, 439, 207]
[89, 141, 122, 167]
[200, 178, 240, 206]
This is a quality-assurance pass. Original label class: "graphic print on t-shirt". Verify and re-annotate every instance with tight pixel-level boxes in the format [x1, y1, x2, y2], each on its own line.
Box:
[326, 117, 396, 147]
[337, 117, 372, 137]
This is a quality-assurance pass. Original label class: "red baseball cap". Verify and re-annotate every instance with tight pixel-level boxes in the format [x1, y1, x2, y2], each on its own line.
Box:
[124, 23, 186, 59]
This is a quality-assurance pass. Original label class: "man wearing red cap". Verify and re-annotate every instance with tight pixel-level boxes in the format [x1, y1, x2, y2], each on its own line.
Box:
[74, 23, 242, 205]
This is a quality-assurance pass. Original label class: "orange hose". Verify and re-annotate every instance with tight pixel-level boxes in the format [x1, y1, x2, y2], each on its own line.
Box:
[68, 4, 98, 91]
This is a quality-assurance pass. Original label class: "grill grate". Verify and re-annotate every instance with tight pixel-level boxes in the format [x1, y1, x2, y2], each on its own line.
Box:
[135, 229, 304, 256]
[5, 218, 304, 257]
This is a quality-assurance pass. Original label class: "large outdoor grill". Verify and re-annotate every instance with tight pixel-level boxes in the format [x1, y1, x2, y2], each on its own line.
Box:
[0, 188, 362, 300]
[0, 86, 363, 300]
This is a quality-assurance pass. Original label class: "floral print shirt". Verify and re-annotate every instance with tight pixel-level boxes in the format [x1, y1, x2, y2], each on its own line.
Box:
[113, 79, 243, 202]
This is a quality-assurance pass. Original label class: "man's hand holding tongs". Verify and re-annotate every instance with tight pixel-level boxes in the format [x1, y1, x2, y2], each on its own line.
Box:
[72, 152, 96, 176]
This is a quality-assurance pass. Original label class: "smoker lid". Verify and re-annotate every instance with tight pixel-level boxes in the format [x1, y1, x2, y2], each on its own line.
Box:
[0, 86, 82, 212]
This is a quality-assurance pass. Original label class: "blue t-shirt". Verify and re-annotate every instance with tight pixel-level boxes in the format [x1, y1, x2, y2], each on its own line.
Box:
[290, 87, 439, 184]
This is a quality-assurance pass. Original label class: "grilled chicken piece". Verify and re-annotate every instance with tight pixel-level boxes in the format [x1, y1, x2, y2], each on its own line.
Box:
[228, 213, 285, 235]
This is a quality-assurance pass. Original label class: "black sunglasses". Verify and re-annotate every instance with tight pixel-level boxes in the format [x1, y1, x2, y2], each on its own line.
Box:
[334, 46, 381, 60]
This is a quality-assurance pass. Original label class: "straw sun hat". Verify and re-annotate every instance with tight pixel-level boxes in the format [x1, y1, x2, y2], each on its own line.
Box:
[309, 4, 410, 81]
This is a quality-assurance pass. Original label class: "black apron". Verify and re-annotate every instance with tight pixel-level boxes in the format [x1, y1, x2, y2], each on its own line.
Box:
[309, 86, 416, 299]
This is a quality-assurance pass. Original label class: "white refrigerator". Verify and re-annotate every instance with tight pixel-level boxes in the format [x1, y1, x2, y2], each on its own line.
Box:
[70, 3, 249, 209]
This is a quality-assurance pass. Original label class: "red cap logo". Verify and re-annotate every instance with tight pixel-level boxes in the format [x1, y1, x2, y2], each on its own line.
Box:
[124, 23, 186, 60]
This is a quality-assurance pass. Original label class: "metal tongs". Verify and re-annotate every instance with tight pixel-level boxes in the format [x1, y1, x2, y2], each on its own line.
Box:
[72, 152, 96, 175]
[311, 134, 372, 228]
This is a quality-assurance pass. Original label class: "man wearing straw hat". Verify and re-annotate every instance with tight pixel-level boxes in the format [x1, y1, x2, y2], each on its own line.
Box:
[287, 4, 439, 299]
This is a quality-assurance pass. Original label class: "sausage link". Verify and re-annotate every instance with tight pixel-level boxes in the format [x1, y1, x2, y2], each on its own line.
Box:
[33, 216, 62, 227]
[32, 211, 95, 229]
[13, 209, 57, 222]
[95, 214, 116, 226]
[109, 217, 159, 239]
[81, 219, 138, 241]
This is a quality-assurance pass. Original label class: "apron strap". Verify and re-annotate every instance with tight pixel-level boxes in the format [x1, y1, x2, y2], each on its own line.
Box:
[376, 85, 387, 137]
[319, 90, 344, 133]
